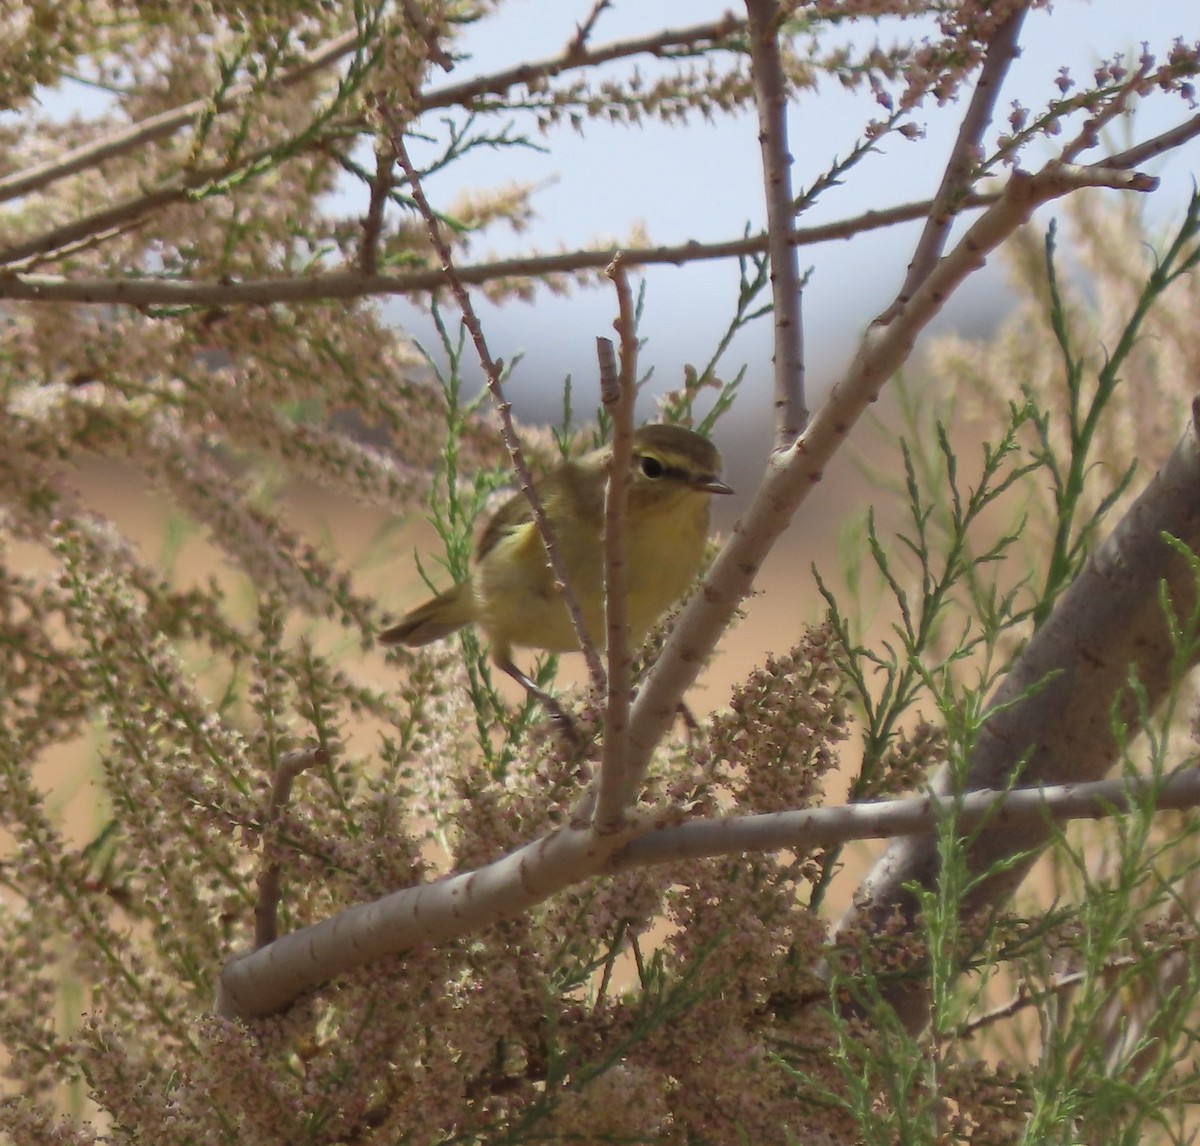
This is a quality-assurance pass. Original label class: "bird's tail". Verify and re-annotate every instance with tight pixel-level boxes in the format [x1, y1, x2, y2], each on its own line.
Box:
[379, 583, 474, 647]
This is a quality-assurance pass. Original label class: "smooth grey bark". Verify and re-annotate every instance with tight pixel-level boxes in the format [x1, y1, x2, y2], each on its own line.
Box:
[837, 399, 1200, 1033]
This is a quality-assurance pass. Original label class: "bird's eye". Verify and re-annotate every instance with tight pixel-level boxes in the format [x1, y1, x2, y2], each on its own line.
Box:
[639, 455, 666, 479]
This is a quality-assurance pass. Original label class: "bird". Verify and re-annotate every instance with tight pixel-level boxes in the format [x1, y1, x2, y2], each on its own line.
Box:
[379, 423, 732, 723]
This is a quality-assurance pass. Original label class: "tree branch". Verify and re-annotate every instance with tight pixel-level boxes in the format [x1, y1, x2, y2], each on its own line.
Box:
[0, 189, 1006, 305]
[883, 2, 1028, 323]
[421, 13, 745, 112]
[592, 257, 638, 833]
[0, 132, 324, 270]
[614, 766, 1200, 869]
[357, 139, 396, 275]
[838, 398, 1200, 1034]
[1103, 112, 1200, 171]
[745, 0, 807, 447]
[0, 15, 744, 209]
[215, 762, 1200, 1018]
[15, 100, 1189, 307]
[253, 746, 328, 948]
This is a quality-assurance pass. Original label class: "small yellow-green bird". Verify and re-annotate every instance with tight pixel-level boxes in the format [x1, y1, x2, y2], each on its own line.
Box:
[380, 423, 732, 711]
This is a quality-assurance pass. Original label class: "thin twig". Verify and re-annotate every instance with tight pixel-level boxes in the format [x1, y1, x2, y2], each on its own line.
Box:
[383, 109, 607, 693]
[956, 950, 1166, 1039]
[423, 14, 744, 111]
[1060, 59, 1154, 164]
[0, 188, 1007, 300]
[253, 745, 328, 949]
[882, 3, 1028, 324]
[1090, 909, 1200, 1077]
[358, 139, 396, 274]
[593, 257, 638, 833]
[567, 0, 613, 59]
[745, 0, 806, 448]
[400, 0, 455, 72]
[1105, 113, 1200, 170]
[0, 132, 318, 269]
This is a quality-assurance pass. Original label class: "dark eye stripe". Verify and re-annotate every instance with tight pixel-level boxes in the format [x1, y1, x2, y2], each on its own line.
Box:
[636, 455, 694, 481]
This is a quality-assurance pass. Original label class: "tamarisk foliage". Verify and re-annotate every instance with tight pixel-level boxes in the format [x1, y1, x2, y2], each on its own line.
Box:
[2, 2, 1200, 1143]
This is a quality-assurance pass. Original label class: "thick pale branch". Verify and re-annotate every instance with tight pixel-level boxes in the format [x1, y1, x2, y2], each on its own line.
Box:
[215, 762, 1200, 1018]
[839, 399, 1200, 1034]
[622, 160, 1159, 794]
[1104, 113, 1200, 170]
[614, 767, 1200, 869]
[216, 824, 632, 1018]
[745, 0, 807, 447]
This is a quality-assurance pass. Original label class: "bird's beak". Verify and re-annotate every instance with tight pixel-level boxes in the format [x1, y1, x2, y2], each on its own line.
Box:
[694, 476, 734, 495]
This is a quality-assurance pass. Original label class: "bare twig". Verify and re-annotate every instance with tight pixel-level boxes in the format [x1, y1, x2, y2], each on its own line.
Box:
[882, 3, 1028, 324]
[400, 0, 455, 72]
[745, 0, 806, 448]
[593, 257, 638, 834]
[595, 336, 619, 405]
[358, 139, 397, 274]
[567, 0, 613, 59]
[956, 957, 1139, 1039]
[253, 746, 328, 949]
[384, 111, 607, 693]
[217, 762, 1200, 1018]
[423, 14, 744, 111]
[0, 189, 1008, 303]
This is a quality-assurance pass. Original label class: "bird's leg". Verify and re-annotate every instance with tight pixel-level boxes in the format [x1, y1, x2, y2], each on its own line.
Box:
[495, 655, 580, 747]
[675, 700, 700, 746]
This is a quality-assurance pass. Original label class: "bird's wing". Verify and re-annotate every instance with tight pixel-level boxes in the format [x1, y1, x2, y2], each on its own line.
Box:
[475, 486, 537, 561]
[474, 457, 600, 562]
